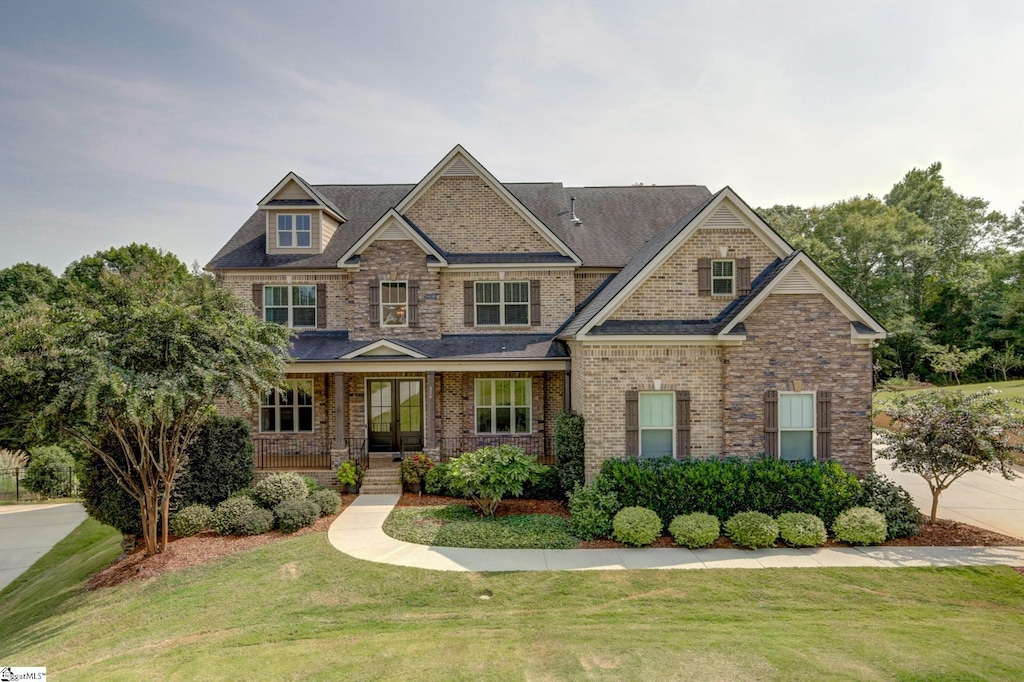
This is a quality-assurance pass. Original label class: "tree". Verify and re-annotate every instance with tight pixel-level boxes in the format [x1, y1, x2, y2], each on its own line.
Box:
[0, 246, 289, 555]
[989, 346, 1023, 382]
[0, 262, 58, 310]
[921, 342, 990, 385]
[877, 390, 1023, 522]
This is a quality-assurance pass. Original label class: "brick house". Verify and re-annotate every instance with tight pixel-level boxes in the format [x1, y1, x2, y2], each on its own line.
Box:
[207, 145, 886, 482]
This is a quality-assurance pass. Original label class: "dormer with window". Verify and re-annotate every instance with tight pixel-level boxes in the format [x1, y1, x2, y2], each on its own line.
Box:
[258, 172, 346, 255]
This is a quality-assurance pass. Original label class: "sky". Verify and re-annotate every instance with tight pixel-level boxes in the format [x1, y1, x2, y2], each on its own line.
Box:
[1, 0, 1022, 273]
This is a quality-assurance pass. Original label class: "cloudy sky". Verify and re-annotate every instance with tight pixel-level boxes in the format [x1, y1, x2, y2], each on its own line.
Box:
[2, 1, 1022, 272]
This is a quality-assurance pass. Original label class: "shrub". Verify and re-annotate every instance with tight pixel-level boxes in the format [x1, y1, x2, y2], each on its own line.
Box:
[554, 409, 585, 494]
[856, 473, 921, 539]
[254, 472, 308, 509]
[212, 497, 260, 536]
[725, 511, 779, 549]
[400, 454, 435, 485]
[425, 462, 459, 496]
[79, 448, 142, 537]
[23, 445, 76, 498]
[777, 512, 827, 547]
[236, 508, 275, 536]
[303, 476, 320, 494]
[174, 416, 254, 508]
[309, 488, 342, 516]
[832, 507, 887, 545]
[668, 513, 720, 549]
[336, 460, 363, 488]
[170, 504, 213, 537]
[520, 465, 564, 500]
[446, 444, 544, 516]
[612, 506, 662, 547]
[275, 498, 320, 534]
[229, 487, 256, 500]
[0, 448, 28, 470]
[567, 485, 621, 540]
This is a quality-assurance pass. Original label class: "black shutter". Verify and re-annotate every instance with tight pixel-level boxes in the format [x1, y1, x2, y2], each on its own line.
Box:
[464, 281, 475, 326]
[407, 280, 420, 327]
[625, 390, 639, 457]
[676, 390, 691, 459]
[697, 258, 711, 296]
[368, 280, 380, 325]
[737, 257, 751, 296]
[764, 390, 779, 457]
[530, 280, 541, 326]
[316, 283, 327, 329]
[252, 283, 263, 319]
[816, 390, 832, 459]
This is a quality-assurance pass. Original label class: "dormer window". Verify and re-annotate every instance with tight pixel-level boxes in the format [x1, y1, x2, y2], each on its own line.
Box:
[278, 214, 311, 248]
[711, 260, 734, 295]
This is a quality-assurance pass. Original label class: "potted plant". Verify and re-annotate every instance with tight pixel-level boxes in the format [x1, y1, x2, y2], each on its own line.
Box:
[336, 460, 363, 494]
[400, 453, 435, 494]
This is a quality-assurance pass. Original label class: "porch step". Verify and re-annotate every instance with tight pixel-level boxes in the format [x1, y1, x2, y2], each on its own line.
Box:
[360, 468, 402, 495]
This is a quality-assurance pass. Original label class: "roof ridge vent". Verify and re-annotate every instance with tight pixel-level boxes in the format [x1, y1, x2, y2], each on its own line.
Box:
[570, 196, 582, 224]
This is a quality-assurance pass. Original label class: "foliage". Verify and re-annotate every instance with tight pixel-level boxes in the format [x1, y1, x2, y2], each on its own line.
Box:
[400, 453, 435, 485]
[236, 508, 275, 536]
[230, 487, 256, 501]
[856, 473, 921, 539]
[521, 464, 565, 500]
[254, 472, 309, 510]
[554, 409, 586, 494]
[446, 444, 544, 516]
[309, 488, 342, 516]
[0, 262, 59, 311]
[989, 346, 1023, 382]
[776, 512, 827, 547]
[0, 448, 28, 470]
[877, 389, 1023, 521]
[612, 507, 663, 547]
[668, 512, 720, 549]
[382, 505, 578, 549]
[212, 497, 261, 536]
[567, 485, 621, 541]
[303, 477, 320, 494]
[79, 448, 142, 538]
[424, 462, 459, 497]
[336, 460, 363, 488]
[832, 507, 887, 545]
[922, 342, 989, 385]
[170, 504, 214, 537]
[274, 498, 320, 534]
[173, 416, 254, 508]
[725, 511, 779, 549]
[23, 445, 76, 498]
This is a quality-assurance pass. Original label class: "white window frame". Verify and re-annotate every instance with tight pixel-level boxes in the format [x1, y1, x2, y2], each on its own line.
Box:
[779, 391, 816, 461]
[474, 378, 532, 435]
[474, 281, 530, 326]
[380, 281, 408, 327]
[260, 379, 315, 433]
[277, 214, 312, 248]
[711, 259, 734, 296]
[639, 391, 675, 458]
[264, 285, 317, 328]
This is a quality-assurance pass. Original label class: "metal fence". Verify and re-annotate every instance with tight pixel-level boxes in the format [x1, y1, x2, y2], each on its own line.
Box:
[254, 437, 332, 470]
[0, 466, 79, 502]
[438, 435, 556, 465]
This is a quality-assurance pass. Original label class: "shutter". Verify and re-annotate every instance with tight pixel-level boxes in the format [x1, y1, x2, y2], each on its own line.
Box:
[368, 280, 380, 325]
[697, 258, 712, 296]
[316, 283, 327, 329]
[407, 280, 420, 327]
[252, 283, 263, 319]
[816, 390, 832, 460]
[675, 390, 691, 459]
[530, 280, 541, 326]
[625, 390, 639, 457]
[464, 280, 475, 326]
[764, 390, 779, 457]
[737, 257, 751, 296]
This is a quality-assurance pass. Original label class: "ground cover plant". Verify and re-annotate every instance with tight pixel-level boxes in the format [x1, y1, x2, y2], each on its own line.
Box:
[383, 505, 578, 549]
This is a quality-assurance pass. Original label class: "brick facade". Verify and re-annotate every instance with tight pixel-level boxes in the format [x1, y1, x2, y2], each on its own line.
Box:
[439, 269, 575, 334]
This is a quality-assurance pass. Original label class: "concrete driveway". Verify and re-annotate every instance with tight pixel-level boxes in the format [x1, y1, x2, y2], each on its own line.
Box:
[0, 502, 86, 591]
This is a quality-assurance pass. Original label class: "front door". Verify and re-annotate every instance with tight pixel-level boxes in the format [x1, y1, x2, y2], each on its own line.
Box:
[367, 379, 423, 452]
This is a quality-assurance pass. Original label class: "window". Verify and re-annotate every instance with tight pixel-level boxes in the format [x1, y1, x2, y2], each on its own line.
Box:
[712, 259, 734, 295]
[475, 281, 529, 326]
[264, 285, 316, 327]
[639, 392, 674, 458]
[475, 379, 531, 434]
[779, 392, 815, 461]
[277, 214, 312, 248]
[380, 281, 407, 326]
[261, 379, 314, 433]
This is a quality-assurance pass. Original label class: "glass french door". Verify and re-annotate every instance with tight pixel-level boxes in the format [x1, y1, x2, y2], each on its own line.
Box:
[367, 379, 423, 452]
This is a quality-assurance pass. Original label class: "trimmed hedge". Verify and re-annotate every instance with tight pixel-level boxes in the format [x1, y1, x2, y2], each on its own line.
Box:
[309, 488, 342, 516]
[212, 497, 260, 536]
[833, 507, 887, 545]
[275, 498, 320, 534]
[567, 485, 621, 540]
[171, 504, 213, 537]
[612, 507, 662, 547]
[174, 416, 254, 508]
[726, 511, 779, 549]
[856, 473, 921, 539]
[777, 512, 827, 547]
[554, 409, 586, 494]
[237, 508, 275, 536]
[254, 472, 308, 509]
[669, 512, 720, 549]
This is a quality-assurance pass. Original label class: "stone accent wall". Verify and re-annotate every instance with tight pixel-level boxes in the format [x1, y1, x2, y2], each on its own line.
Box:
[219, 271, 349, 330]
[405, 176, 556, 254]
[574, 270, 617, 307]
[439, 269, 575, 334]
[347, 241, 441, 341]
[721, 294, 873, 475]
[608, 228, 780, 321]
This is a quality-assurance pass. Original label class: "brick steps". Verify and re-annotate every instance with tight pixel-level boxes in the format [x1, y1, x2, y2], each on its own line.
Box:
[360, 467, 402, 495]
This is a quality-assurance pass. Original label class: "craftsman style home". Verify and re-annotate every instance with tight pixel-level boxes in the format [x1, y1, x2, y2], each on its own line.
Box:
[207, 146, 885, 481]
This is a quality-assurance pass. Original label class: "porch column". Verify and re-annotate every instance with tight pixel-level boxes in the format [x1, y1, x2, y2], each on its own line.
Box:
[333, 372, 346, 449]
[425, 371, 436, 450]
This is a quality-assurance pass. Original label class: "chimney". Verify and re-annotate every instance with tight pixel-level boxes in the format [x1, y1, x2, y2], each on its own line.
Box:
[570, 196, 582, 224]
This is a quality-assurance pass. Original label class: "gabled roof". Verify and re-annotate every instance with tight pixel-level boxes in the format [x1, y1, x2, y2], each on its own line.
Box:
[340, 339, 427, 359]
[286, 331, 568, 362]
[257, 172, 347, 222]
[337, 209, 447, 267]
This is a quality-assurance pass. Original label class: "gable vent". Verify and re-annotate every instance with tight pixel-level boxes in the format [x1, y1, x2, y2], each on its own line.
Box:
[775, 268, 818, 294]
[379, 222, 409, 240]
[443, 157, 476, 176]
[705, 205, 746, 230]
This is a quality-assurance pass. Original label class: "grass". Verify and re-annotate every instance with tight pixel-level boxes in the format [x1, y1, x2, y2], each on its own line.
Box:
[875, 379, 1024, 412]
[383, 504, 579, 549]
[5, 520, 1024, 679]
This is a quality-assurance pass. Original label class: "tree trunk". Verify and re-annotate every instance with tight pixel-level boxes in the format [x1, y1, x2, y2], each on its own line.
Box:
[930, 490, 940, 523]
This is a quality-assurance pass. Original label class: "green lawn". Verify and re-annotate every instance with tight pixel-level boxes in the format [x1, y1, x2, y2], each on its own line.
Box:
[4, 520, 1024, 680]
[875, 379, 1024, 412]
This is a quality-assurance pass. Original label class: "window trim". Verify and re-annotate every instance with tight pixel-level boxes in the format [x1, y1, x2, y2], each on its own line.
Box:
[474, 378, 532, 435]
[380, 280, 409, 328]
[638, 391, 675, 458]
[474, 280, 531, 327]
[711, 259, 735, 296]
[264, 284, 317, 328]
[260, 379, 315, 433]
[778, 391, 816, 461]
[277, 213, 312, 249]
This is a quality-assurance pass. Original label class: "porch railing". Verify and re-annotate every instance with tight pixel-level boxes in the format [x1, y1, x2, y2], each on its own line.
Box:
[343, 437, 369, 471]
[438, 435, 555, 465]
[255, 437, 332, 470]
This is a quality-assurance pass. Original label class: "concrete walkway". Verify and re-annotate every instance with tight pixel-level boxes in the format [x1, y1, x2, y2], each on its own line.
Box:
[0, 502, 86, 590]
[328, 495, 1024, 572]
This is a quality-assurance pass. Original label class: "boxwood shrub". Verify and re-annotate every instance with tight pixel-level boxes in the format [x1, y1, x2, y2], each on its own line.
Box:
[567, 485, 621, 540]
[254, 472, 308, 509]
[212, 497, 260, 536]
[612, 506, 662, 546]
[275, 498, 320, 534]
[171, 504, 213, 537]
[832, 507, 887, 545]
[668, 512, 720, 549]
[725, 511, 779, 549]
[776, 512, 827, 547]
[236, 508, 275, 536]
[856, 473, 921, 539]
[309, 488, 342, 516]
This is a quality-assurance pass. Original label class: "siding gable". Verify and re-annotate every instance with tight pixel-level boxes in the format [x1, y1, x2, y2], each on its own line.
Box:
[275, 179, 312, 201]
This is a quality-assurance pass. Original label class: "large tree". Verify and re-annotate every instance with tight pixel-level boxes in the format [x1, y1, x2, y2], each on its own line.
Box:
[0, 246, 289, 555]
[0, 262, 58, 311]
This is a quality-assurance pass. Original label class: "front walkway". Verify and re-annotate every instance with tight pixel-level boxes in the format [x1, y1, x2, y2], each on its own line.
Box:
[327, 495, 1024, 572]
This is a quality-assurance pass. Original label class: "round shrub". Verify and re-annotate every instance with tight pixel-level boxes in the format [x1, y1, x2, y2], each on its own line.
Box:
[668, 512, 720, 549]
[568, 485, 621, 540]
[832, 507, 887, 545]
[856, 473, 921, 539]
[309, 488, 342, 516]
[424, 462, 456, 496]
[212, 496, 260, 536]
[725, 511, 779, 549]
[777, 512, 827, 547]
[236, 508, 275, 536]
[275, 498, 320, 534]
[23, 445, 76, 498]
[254, 472, 308, 509]
[612, 506, 662, 547]
[171, 504, 213, 537]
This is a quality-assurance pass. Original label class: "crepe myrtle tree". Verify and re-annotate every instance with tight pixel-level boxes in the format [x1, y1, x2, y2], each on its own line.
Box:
[877, 389, 1024, 522]
[0, 246, 289, 556]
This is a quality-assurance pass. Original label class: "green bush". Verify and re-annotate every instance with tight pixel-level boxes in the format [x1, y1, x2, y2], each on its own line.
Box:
[612, 507, 662, 546]
[309, 488, 342, 516]
[446, 444, 544, 516]
[303, 476, 321, 494]
[275, 498, 320, 534]
[425, 462, 459, 496]
[254, 472, 308, 509]
[212, 497, 260, 536]
[725, 511, 779, 549]
[23, 445, 75, 498]
[520, 465, 564, 500]
[567, 485, 621, 540]
[777, 512, 827, 547]
[170, 504, 213, 537]
[554, 409, 585, 494]
[668, 512, 720, 549]
[832, 507, 887, 545]
[236, 508, 275, 536]
[400, 454, 435, 485]
[336, 460, 363, 488]
[856, 473, 921, 539]
[229, 487, 256, 500]
[174, 416, 254, 508]
[79, 448, 142, 537]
